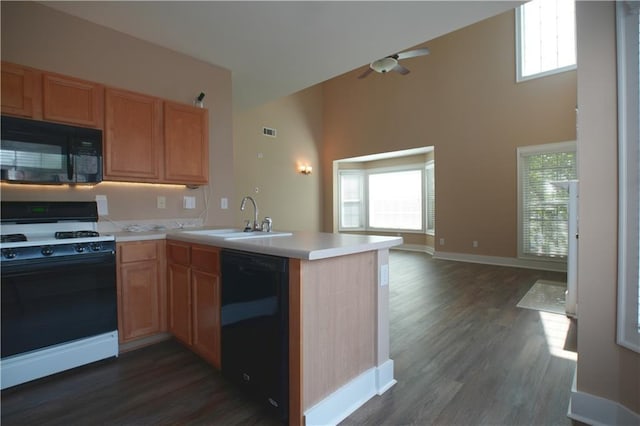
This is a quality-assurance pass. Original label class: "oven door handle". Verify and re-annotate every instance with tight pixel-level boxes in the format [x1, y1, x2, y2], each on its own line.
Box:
[2, 252, 115, 274]
[67, 138, 75, 181]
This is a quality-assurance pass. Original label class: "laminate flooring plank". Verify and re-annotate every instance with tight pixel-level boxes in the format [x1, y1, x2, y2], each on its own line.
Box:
[1, 251, 576, 426]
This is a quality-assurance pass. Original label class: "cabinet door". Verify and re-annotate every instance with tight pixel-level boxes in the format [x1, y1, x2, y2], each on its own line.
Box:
[192, 269, 221, 368]
[43, 73, 104, 128]
[104, 88, 163, 181]
[1, 62, 41, 118]
[116, 241, 165, 344]
[168, 262, 192, 345]
[164, 101, 208, 185]
[119, 260, 161, 342]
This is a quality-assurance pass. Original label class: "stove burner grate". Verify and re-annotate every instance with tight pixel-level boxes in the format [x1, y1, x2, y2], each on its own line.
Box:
[54, 230, 100, 240]
[1, 234, 27, 243]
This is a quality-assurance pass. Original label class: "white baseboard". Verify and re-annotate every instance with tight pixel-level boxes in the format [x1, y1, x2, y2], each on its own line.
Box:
[433, 251, 567, 272]
[568, 370, 640, 425]
[393, 244, 434, 255]
[305, 361, 396, 426]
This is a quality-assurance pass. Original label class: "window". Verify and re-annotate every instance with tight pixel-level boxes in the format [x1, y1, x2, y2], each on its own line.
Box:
[338, 164, 433, 233]
[426, 162, 435, 234]
[616, 1, 640, 353]
[339, 171, 365, 230]
[518, 141, 577, 260]
[369, 170, 422, 230]
[516, 0, 576, 81]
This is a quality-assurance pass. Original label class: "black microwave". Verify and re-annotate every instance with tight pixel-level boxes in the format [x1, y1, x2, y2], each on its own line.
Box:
[0, 116, 103, 184]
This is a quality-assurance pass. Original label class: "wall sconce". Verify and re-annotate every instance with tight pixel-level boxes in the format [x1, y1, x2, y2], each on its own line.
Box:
[298, 165, 313, 175]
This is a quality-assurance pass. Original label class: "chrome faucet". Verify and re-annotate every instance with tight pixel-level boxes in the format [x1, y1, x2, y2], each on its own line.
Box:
[240, 196, 259, 231]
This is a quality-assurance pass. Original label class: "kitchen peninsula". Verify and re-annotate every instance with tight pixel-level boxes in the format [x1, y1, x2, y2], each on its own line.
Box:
[119, 229, 401, 426]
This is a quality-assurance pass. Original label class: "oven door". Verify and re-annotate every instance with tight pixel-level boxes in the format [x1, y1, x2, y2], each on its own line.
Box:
[1, 252, 117, 358]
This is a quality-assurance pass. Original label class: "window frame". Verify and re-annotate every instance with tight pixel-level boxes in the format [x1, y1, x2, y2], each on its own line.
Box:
[515, 0, 577, 82]
[616, 0, 640, 353]
[517, 140, 577, 262]
[338, 163, 430, 234]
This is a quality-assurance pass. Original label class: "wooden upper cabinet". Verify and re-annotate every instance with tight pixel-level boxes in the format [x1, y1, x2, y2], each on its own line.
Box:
[1, 62, 42, 119]
[43, 72, 104, 128]
[164, 101, 209, 185]
[104, 88, 163, 181]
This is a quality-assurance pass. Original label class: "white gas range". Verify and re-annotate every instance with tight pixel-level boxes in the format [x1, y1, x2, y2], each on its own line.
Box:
[0, 201, 118, 389]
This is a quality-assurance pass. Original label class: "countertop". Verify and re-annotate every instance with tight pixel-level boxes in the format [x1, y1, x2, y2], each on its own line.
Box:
[111, 228, 402, 260]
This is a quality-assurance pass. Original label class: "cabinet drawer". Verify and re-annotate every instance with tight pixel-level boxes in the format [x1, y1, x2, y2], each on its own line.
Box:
[118, 241, 158, 263]
[191, 245, 220, 274]
[167, 241, 191, 265]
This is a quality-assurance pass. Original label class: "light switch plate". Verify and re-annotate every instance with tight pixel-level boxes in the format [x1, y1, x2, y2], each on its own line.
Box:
[184, 196, 196, 209]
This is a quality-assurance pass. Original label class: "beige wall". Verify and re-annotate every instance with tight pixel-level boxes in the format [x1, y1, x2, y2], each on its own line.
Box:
[322, 10, 577, 257]
[575, 1, 640, 414]
[233, 86, 323, 231]
[1, 1, 235, 227]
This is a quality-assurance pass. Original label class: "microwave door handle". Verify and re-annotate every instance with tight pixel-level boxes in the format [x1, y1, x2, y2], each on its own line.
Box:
[67, 139, 74, 180]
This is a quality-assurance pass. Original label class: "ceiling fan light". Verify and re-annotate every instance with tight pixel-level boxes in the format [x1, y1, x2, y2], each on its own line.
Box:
[370, 57, 398, 73]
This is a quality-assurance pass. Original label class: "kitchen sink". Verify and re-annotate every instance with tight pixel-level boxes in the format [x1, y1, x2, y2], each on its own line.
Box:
[181, 229, 292, 240]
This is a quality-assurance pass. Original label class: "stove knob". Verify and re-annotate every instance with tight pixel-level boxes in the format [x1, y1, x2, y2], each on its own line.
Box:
[41, 246, 54, 256]
[2, 248, 17, 259]
[74, 244, 86, 253]
[90, 242, 102, 252]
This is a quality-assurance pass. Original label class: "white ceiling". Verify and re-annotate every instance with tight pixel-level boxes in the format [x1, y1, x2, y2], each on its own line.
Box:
[43, 1, 522, 111]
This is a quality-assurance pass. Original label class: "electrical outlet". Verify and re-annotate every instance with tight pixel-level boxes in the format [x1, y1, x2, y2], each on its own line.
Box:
[157, 196, 166, 209]
[95, 195, 108, 216]
[473, 240, 479, 248]
[221, 197, 228, 209]
[439, 238, 445, 246]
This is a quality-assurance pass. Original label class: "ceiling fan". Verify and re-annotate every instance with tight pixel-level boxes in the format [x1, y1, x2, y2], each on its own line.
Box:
[358, 47, 430, 79]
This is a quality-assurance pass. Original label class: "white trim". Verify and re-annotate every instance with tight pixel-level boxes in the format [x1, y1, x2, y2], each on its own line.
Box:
[375, 359, 396, 395]
[304, 363, 396, 426]
[433, 251, 567, 272]
[393, 244, 434, 255]
[615, 0, 640, 353]
[568, 370, 640, 426]
[1, 331, 118, 389]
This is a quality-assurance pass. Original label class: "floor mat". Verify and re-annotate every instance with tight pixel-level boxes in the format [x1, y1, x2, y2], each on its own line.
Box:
[517, 280, 567, 315]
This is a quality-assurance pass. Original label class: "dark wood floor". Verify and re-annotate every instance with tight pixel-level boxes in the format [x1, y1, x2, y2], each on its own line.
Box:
[1, 251, 577, 425]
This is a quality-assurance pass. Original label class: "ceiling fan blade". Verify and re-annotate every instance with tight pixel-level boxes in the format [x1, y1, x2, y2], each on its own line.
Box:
[392, 64, 410, 75]
[357, 67, 374, 79]
[396, 47, 430, 60]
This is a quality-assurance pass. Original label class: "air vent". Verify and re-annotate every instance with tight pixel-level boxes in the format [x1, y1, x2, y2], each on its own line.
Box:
[263, 127, 277, 138]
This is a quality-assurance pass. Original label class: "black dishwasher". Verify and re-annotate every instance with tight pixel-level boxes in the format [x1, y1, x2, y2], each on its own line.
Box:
[220, 249, 289, 421]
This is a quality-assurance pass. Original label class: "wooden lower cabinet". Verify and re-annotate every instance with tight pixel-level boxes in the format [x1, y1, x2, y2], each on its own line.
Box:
[167, 241, 220, 368]
[191, 269, 220, 366]
[167, 262, 192, 345]
[116, 240, 166, 344]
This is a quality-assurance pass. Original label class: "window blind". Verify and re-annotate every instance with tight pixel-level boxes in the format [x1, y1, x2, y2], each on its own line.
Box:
[520, 149, 577, 258]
